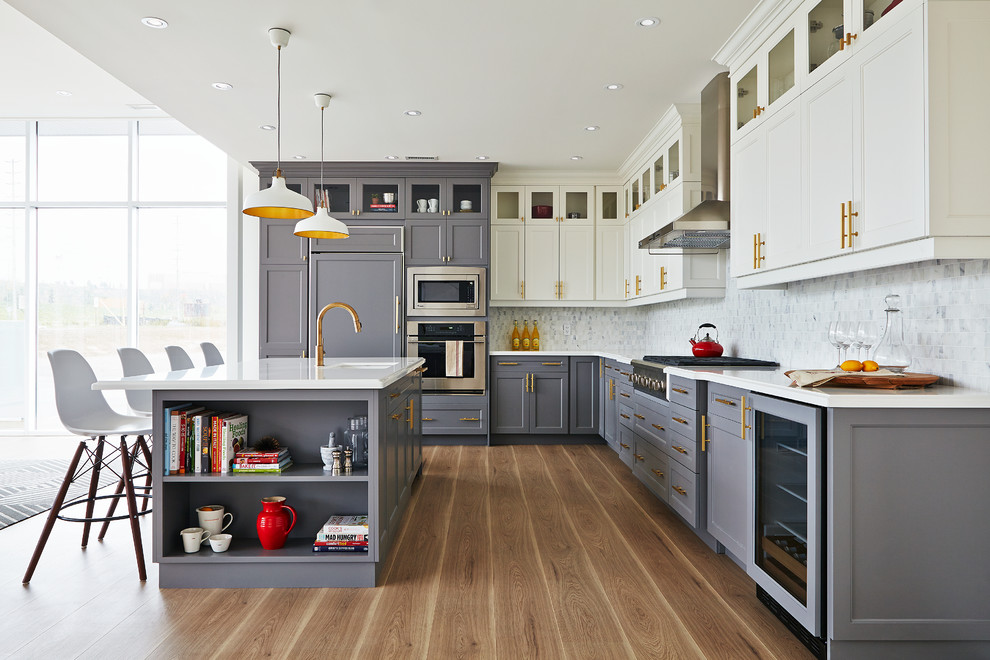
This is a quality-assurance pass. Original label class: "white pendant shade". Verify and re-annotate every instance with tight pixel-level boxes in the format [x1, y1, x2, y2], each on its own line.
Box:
[243, 175, 315, 219]
[294, 206, 349, 239]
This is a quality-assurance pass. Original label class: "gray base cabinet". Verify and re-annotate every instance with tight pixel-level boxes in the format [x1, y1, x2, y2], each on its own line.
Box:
[151, 375, 422, 588]
[490, 357, 570, 435]
[420, 394, 488, 436]
[310, 253, 403, 359]
[705, 383, 749, 562]
[568, 356, 600, 434]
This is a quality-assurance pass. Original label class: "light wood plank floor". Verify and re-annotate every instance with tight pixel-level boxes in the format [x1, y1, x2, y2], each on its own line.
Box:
[0, 445, 812, 659]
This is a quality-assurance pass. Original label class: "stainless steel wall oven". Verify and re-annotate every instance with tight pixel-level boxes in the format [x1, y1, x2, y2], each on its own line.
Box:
[405, 321, 486, 393]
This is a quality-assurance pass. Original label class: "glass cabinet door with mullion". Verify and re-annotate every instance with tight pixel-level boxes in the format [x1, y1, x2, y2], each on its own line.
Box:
[313, 177, 357, 218]
[526, 186, 559, 225]
[406, 178, 444, 219]
[804, 0, 851, 83]
[447, 178, 487, 220]
[356, 178, 404, 219]
[492, 186, 525, 225]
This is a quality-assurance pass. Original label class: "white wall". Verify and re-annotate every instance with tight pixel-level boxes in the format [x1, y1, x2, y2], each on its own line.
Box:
[490, 255, 990, 390]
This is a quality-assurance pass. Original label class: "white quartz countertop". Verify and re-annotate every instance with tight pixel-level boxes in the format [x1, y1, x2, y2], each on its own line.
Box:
[93, 357, 425, 391]
[489, 350, 634, 363]
[665, 366, 990, 409]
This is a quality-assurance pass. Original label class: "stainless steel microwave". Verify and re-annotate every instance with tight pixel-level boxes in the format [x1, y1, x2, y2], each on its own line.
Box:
[406, 266, 486, 317]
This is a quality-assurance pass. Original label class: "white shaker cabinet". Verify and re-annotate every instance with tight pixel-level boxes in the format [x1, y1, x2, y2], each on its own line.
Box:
[523, 224, 559, 300]
[595, 225, 627, 301]
[491, 224, 525, 301]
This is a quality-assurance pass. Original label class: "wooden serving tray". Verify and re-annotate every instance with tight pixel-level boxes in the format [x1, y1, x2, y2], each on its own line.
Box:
[785, 370, 939, 389]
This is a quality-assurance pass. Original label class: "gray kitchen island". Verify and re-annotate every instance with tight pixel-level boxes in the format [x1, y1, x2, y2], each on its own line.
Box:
[95, 357, 424, 588]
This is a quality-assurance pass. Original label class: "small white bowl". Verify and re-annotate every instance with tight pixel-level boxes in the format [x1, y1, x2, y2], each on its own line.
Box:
[209, 533, 232, 552]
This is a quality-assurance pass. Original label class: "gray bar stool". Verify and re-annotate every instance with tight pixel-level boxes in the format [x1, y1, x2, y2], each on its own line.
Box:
[200, 341, 224, 366]
[23, 350, 154, 583]
[164, 345, 194, 371]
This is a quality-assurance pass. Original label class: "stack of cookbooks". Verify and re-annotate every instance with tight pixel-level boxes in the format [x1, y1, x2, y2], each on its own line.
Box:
[313, 514, 369, 553]
[231, 447, 292, 474]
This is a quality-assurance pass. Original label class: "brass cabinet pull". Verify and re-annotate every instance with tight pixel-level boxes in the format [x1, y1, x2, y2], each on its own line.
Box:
[391, 413, 401, 420]
[714, 397, 736, 406]
[625, 279, 629, 298]
[652, 469, 665, 478]
[742, 395, 752, 440]
[421, 417, 434, 421]
[395, 296, 400, 332]
[671, 387, 688, 395]
[841, 202, 846, 249]
[701, 415, 709, 452]
[521, 280, 525, 298]
[754, 232, 765, 268]
[498, 362, 520, 366]
[634, 454, 645, 462]
[672, 445, 688, 455]
[619, 442, 630, 449]
[414, 366, 428, 374]
[651, 423, 665, 431]
[520, 216, 524, 223]
[672, 485, 687, 496]
[660, 266, 667, 290]
[459, 417, 481, 422]
[672, 416, 688, 425]
[840, 32, 858, 50]
[390, 392, 400, 398]
[599, 358, 603, 377]
[620, 413, 630, 420]
[619, 392, 630, 398]
[542, 362, 563, 366]
[847, 199, 859, 248]
[635, 275, 641, 296]
[634, 414, 645, 420]
[406, 398, 414, 429]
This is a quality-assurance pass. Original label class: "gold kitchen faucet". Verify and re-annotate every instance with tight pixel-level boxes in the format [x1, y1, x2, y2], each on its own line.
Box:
[315, 302, 362, 366]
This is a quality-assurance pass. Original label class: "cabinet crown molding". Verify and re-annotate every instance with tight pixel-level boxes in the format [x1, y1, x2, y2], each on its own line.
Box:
[250, 160, 498, 179]
[713, 0, 800, 68]
[618, 103, 700, 182]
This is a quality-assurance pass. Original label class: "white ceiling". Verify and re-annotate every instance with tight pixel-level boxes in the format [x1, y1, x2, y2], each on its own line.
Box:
[2, 0, 757, 175]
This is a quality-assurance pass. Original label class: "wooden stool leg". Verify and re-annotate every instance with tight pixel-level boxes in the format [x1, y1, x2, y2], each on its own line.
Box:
[80, 436, 106, 548]
[137, 435, 153, 512]
[119, 436, 147, 581]
[23, 440, 87, 584]
[97, 439, 140, 541]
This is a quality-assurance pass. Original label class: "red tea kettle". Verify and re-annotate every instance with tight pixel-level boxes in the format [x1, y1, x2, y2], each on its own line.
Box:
[689, 323, 724, 357]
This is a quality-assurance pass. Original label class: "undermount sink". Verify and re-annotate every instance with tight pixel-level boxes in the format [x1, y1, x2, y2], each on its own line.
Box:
[329, 361, 399, 369]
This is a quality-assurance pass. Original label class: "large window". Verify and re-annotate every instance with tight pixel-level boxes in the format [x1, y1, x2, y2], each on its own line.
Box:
[0, 119, 227, 432]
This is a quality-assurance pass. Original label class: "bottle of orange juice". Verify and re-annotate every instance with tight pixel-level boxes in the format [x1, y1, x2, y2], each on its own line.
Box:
[511, 320, 521, 351]
[521, 321, 531, 351]
[531, 321, 540, 351]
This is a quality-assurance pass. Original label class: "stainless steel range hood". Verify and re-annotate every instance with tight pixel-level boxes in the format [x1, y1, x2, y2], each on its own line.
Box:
[640, 72, 731, 251]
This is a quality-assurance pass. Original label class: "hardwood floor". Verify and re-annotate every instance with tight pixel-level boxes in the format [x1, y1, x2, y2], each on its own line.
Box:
[0, 445, 812, 659]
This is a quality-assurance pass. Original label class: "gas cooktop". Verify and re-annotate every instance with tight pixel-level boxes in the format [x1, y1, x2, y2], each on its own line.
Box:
[640, 355, 780, 368]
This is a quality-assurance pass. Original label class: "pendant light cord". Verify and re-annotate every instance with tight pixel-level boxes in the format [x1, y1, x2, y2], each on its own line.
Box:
[275, 45, 282, 176]
[320, 106, 325, 207]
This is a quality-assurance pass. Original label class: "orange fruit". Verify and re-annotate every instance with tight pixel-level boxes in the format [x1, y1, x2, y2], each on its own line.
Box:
[862, 360, 879, 372]
[840, 359, 863, 372]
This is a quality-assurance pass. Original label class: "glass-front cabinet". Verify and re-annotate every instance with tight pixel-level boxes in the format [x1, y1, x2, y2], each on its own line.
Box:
[562, 187, 594, 225]
[491, 186, 524, 225]
[356, 178, 403, 218]
[525, 186, 560, 225]
[653, 154, 666, 194]
[596, 186, 623, 225]
[667, 141, 680, 184]
[406, 178, 486, 220]
[641, 167, 652, 205]
[314, 178, 356, 217]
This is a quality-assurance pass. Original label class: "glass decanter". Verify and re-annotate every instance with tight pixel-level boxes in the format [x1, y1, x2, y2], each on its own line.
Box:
[872, 294, 911, 372]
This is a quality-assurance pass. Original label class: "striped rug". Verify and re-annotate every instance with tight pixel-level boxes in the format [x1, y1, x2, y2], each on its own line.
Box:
[0, 458, 120, 530]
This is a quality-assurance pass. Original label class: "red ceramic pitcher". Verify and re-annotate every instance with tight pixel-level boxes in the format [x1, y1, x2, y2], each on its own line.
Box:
[256, 496, 296, 550]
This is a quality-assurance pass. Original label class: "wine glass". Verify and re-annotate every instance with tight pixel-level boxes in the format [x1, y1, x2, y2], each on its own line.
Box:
[856, 321, 879, 362]
[827, 321, 844, 366]
[835, 321, 856, 364]
[848, 323, 865, 362]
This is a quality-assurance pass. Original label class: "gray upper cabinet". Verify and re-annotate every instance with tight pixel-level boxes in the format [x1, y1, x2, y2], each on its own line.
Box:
[312, 226, 403, 253]
[404, 220, 444, 265]
[259, 217, 308, 357]
[406, 177, 488, 220]
[569, 356, 600, 434]
[405, 218, 488, 266]
[312, 177, 357, 217]
[260, 217, 308, 265]
[310, 253, 403, 358]
[313, 177, 403, 221]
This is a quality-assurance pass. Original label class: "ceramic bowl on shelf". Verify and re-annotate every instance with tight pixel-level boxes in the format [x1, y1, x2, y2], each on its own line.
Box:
[320, 446, 335, 469]
[532, 205, 553, 218]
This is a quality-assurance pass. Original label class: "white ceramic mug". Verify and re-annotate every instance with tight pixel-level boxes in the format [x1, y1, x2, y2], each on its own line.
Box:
[196, 505, 233, 537]
[181, 527, 211, 553]
[428, 198, 439, 213]
[416, 198, 428, 212]
[460, 200, 472, 210]
[209, 533, 232, 552]
[382, 192, 395, 203]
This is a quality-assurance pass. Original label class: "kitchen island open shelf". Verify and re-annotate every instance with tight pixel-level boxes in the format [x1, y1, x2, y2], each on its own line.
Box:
[160, 538, 369, 563]
[163, 465, 370, 482]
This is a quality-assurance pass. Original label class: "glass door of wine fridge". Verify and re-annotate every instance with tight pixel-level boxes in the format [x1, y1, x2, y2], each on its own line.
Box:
[748, 393, 823, 636]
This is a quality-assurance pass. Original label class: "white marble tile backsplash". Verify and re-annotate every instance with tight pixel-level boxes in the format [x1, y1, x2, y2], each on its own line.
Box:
[490, 257, 990, 390]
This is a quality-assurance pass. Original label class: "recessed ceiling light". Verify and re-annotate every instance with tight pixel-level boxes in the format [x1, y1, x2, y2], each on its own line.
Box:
[260, 124, 276, 131]
[604, 83, 624, 91]
[476, 155, 490, 160]
[140, 17, 168, 29]
[636, 17, 660, 27]
[585, 125, 600, 132]
[570, 156, 584, 160]
[212, 82, 233, 91]
[292, 155, 306, 160]
[55, 90, 72, 97]
[404, 110, 422, 116]
[385, 155, 399, 160]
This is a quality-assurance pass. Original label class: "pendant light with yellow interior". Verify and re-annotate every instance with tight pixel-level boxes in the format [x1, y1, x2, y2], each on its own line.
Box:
[294, 94, 349, 239]
[242, 28, 315, 220]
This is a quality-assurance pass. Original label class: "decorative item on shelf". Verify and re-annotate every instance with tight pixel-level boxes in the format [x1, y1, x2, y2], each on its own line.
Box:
[532, 205, 552, 219]
[180, 527, 210, 553]
[511, 320, 520, 351]
[370, 193, 380, 204]
[314, 514, 369, 553]
[330, 447, 342, 475]
[294, 93, 349, 238]
[521, 320, 531, 351]
[872, 294, 911, 372]
[416, 198, 428, 213]
[196, 504, 233, 536]
[256, 435, 280, 452]
[343, 447, 353, 474]
[243, 28, 315, 220]
[256, 496, 296, 550]
[383, 192, 395, 204]
[427, 198, 439, 213]
[346, 415, 368, 467]
[460, 200, 472, 211]
[209, 533, 232, 553]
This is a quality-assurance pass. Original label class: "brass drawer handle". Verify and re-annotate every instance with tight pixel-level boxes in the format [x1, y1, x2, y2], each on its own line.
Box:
[672, 445, 688, 455]
[619, 442, 630, 449]
[620, 413, 630, 419]
[389, 392, 399, 398]
[391, 413, 401, 420]
[672, 416, 688, 425]
[671, 387, 688, 395]
[651, 423, 665, 431]
[652, 469, 665, 478]
[541, 362, 562, 366]
[634, 454, 645, 462]
[619, 392, 630, 398]
[498, 362, 520, 366]
[634, 414, 645, 420]
[459, 417, 480, 422]
[672, 486, 687, 496]
[421, 417, 434, 421]
[414, 366, 427, 374]
[619, 371, 630, 376]
[714, 397, 736, 406]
